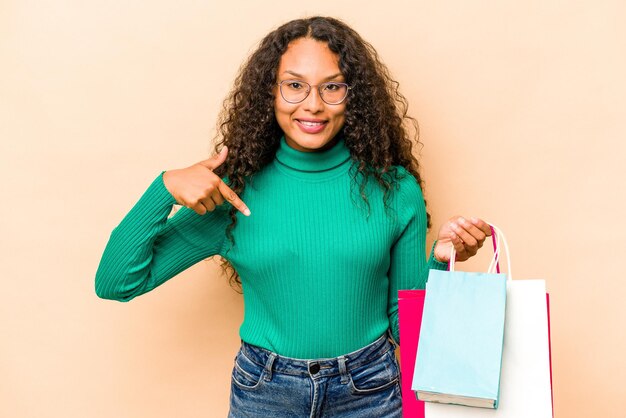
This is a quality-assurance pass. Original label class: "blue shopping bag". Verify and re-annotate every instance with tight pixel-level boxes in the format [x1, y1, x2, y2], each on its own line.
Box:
[411, 225, 508, 409]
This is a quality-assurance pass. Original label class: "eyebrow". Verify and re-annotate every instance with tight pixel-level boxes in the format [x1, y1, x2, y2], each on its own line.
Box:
[281, 70, 344, 81]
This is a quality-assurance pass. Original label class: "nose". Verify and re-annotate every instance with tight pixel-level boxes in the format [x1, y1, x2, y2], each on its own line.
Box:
[302, 86, 324, 113]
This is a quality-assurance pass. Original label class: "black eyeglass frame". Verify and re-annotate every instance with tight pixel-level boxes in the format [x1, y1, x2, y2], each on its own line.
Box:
[276, 80, 352, 105]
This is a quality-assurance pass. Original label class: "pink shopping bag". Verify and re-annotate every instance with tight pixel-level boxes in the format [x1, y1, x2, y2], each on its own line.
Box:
[398, 289, 426, 418]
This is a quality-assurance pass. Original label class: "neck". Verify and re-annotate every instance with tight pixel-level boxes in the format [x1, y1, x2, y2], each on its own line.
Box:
[274, 135, 351, 176]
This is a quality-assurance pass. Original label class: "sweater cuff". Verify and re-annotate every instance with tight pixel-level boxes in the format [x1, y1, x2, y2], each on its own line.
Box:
[154, 171, 178, 205]
[427, 241, 449, 271]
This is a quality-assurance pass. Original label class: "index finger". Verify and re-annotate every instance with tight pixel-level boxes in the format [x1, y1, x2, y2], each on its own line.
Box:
[469, 217, 492, 236]
[217, 181, 251, 216]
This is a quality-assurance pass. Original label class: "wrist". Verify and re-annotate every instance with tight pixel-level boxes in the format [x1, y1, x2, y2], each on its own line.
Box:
[431, 241, 448, 264]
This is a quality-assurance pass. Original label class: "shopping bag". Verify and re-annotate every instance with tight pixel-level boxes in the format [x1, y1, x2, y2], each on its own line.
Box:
[399, 290, 554, 418]
[423, 227, 554, 417]
[398, 289, 426, 418]
[412, 226, 507, 409]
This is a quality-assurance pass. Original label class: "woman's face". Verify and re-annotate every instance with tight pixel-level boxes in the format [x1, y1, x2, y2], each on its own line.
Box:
[274, 37, 346, 152]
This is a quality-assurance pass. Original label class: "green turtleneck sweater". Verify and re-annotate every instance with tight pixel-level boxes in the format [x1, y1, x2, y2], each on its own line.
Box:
[95, 136, 447, 358]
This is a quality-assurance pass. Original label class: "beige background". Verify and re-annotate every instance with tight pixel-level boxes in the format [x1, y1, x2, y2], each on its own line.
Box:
[1, 0, 624, 417]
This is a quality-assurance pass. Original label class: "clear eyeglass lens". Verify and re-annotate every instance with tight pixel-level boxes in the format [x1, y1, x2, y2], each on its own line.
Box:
[281, 81, 310, 102]
[320, 83, 347, 104]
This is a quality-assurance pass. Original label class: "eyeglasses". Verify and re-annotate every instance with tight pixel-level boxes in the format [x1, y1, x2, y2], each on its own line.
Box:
[276, 80, 351, 105]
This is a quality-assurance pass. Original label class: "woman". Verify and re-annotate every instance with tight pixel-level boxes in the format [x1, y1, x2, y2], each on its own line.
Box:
[95, 16, 491, 417]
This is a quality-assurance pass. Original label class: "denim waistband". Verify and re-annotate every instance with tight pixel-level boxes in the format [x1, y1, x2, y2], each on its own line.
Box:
[239, 332, 395, 378]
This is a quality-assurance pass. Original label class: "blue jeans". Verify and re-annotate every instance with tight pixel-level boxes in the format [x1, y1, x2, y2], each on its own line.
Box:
[228, 332, 403, 417]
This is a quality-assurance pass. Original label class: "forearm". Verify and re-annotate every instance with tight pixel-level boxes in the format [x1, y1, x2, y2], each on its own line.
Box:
[95, 173, 228, 301]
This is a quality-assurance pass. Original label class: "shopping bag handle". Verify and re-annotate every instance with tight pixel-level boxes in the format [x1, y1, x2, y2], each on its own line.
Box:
[490, 226, 500, 274]
[449, 222, 512, 280]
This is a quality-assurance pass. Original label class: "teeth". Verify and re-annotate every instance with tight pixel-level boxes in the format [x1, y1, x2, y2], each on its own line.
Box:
[299, 120, 324, 126]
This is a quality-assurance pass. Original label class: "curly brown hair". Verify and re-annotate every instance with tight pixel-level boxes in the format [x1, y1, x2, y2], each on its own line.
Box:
[212, 16, 430, 287]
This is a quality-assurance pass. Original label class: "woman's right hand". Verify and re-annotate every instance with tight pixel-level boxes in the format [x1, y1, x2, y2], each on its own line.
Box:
[162, 146, 251, 217]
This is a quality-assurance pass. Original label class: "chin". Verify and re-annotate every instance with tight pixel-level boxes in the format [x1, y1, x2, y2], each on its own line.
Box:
[291, 135, 337, 151]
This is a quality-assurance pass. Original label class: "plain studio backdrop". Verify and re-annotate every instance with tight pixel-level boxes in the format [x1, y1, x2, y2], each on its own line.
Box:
[1, 1, 624, 417]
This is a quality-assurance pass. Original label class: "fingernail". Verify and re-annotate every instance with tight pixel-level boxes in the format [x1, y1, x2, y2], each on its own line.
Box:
[243, 208, 251, 216]
[452, 223, 460, 230]
[470, 217, 478, 224]
[458, 217, 466, 225]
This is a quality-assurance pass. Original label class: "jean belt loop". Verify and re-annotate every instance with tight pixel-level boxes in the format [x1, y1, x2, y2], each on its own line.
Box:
[387, 329, 398, 350]
[338, 356, 349, 384]
[264, 352, 277, 382]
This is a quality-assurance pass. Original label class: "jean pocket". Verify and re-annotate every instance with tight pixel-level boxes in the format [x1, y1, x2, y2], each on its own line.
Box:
[348, 350, 400, 395]
[231, 350, 266, 391]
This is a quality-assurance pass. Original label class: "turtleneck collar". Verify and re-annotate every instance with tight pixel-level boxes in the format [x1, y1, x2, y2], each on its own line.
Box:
[274, 135, 351, 173]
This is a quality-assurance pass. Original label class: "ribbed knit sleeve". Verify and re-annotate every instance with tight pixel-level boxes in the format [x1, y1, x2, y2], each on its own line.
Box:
[386, 172, 448, 344]
[95, 173, 230, 301]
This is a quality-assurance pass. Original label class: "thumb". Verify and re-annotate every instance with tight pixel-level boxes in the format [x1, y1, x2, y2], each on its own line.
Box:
[198, 146, 228, 170]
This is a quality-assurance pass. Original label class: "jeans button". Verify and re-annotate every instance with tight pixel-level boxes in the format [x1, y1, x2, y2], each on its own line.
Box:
[309, 362, 320, 374]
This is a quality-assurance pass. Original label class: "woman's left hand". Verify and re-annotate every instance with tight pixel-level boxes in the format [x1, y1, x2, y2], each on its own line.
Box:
[433, 216, 492, 263]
